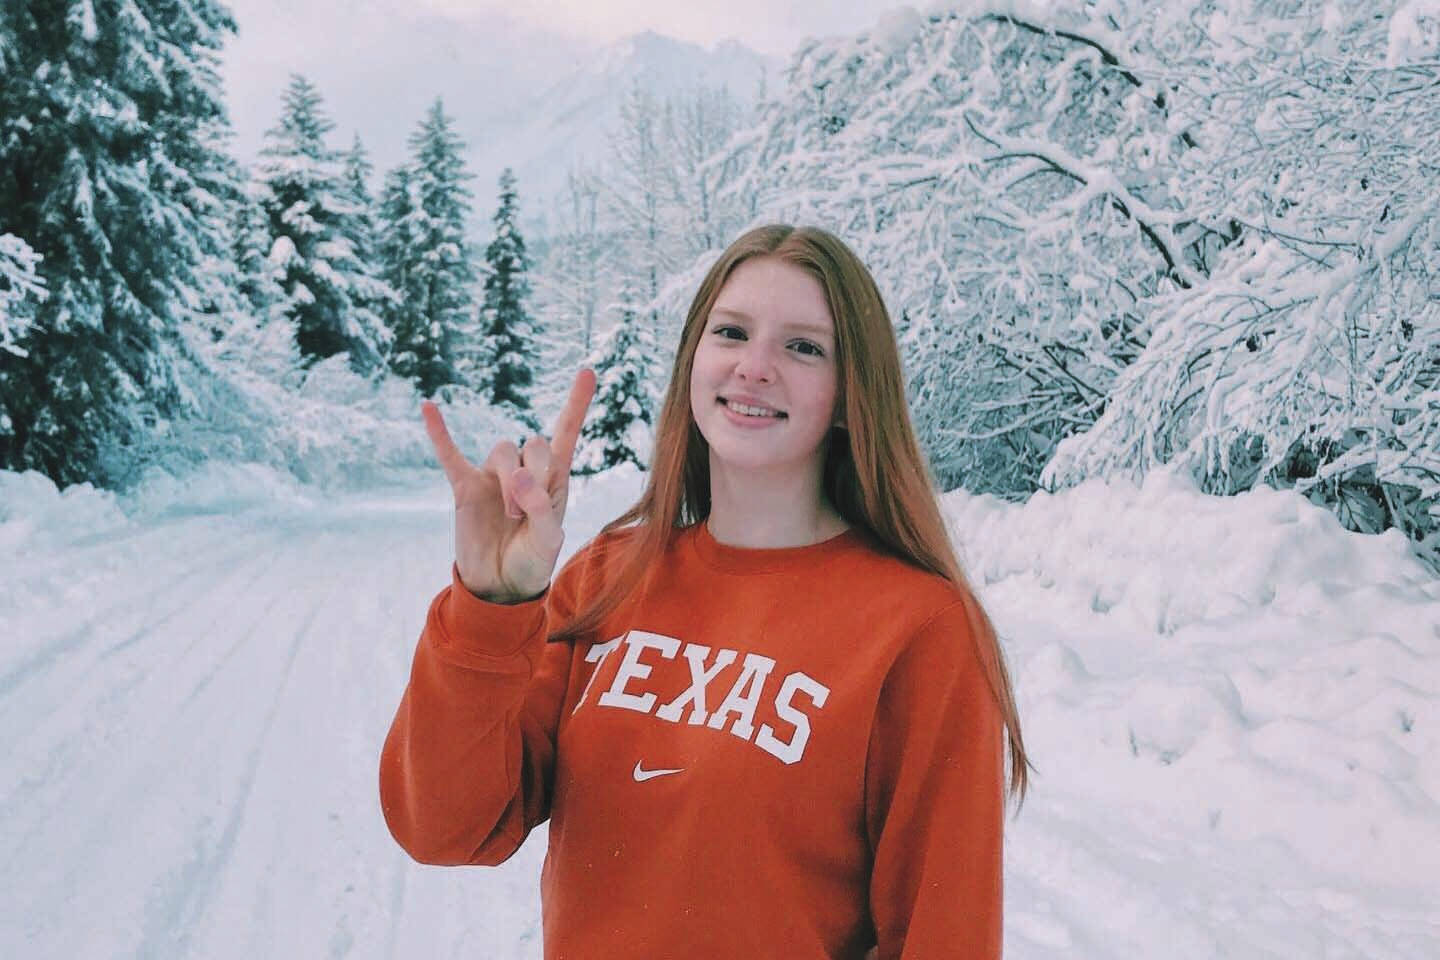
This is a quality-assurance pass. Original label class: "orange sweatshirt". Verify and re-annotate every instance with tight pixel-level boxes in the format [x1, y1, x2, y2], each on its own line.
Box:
[380, 522, 1005, 959]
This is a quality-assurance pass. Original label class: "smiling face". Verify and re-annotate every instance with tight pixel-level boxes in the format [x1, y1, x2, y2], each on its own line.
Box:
[687, 255, 843, 484]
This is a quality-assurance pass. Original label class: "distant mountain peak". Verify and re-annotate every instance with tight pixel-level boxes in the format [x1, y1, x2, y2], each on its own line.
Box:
[469, 29, 781, 235]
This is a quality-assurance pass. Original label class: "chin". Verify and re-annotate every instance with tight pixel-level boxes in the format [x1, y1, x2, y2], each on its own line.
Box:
[703, 431, 825, 474]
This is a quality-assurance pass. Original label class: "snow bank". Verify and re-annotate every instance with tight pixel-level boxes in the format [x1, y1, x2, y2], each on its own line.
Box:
[941, 463, 1440, 905]
[942, 462, 1434, 635]
[0, 469, 130, 555]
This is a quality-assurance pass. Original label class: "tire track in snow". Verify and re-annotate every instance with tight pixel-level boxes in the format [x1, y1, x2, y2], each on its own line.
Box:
[0, 521, 347, 959]
[0, 522, 280, 706]
[1, 480, 615, 959]
[176, 517, 445, 960]
[0, 525, 289, 822]
[130, 539, 345, 960]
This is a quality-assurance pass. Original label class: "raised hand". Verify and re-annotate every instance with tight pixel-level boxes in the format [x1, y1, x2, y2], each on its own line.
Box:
[421, 368, 597, 603]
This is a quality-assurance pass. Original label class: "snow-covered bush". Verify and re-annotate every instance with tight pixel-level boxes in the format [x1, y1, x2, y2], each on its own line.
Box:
[1043, 0, 1440, 563]
[124, 328, 530, 496]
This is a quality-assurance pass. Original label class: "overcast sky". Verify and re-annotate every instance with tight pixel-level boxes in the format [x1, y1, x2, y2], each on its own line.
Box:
[217, 0, 918, 193]
[350, 0, 909, 57]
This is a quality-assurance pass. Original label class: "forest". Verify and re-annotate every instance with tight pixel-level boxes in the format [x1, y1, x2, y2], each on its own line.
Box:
[2, 0, 1437, 569]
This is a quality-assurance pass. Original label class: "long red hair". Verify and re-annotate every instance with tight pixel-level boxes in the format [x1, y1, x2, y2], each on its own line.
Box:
[553, 224, 1032, 809]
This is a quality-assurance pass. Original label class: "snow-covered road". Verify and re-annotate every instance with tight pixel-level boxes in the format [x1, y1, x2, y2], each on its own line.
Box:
[1, 464, 1435, 958]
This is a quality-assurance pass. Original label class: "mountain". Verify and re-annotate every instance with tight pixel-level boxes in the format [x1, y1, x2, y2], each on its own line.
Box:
[220, 3, 588, 179]
[470, 30, 781, 239]
[218, 4, 778, 241]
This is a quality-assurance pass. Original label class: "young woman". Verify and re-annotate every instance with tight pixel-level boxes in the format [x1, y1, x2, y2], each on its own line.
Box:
[380, 224, 1032, 959]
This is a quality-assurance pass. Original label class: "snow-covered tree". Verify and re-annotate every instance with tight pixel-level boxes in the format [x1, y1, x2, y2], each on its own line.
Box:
[602, 83, 752, 314]
[477, 168, 540, 426]
[1042, 0, 1440, 555]
[715, 8, 1188, 496]
[341, 135, 379, 264]
[230, 176, 287, 319]
[539, 167, 610, 355]
[574, 277, 661, 474]
[255, 74, 390, 374]
[215, 177, 303, 382]
[337, 133, 397, 348]
[528, 166, 614, 423]
[0, 0, 241, 486]
[377, 99, 476, 397]
[538, 81, 753, 429]
[710, 0, 1440, 564]
[660, 84, 749, 262]
[524, 80, 756, 436]
[605, 84, 674, 311]
[0, 235, 47, 357]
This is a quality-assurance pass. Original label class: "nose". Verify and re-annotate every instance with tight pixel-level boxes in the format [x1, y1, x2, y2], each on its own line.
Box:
[733, 338, 778, 383]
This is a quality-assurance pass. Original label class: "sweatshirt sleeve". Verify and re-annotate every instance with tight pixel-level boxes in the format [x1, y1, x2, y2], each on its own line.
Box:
[865, 597, 1007, 960]
[378, 543, 597, 867]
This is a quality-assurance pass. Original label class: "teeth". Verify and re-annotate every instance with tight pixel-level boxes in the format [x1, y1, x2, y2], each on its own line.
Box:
[725, 400, 782, 418]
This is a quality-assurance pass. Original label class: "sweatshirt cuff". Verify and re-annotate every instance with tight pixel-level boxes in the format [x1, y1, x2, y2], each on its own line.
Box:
[434, 561, 552, 660]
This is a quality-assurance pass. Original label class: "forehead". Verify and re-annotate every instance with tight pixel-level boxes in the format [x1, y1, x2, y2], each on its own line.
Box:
[711, 257, 834, 335]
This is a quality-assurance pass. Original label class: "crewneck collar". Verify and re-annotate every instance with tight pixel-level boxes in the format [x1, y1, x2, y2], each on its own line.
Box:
[687, 518, 862, 573]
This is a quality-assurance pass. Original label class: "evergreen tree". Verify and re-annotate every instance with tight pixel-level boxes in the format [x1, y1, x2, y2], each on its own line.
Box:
[477, 168, 539, 425]
[574, 278, 659, 474]
[219, 177, 302, 381]
[340, 135, 379, 265]
[377, 99, 476, 396]
[337, 133, 395, 347]
[0, 235, 46, 359]
[255, 74, 389, 373]
[231, 179, 289, 331]
[0, 0, 241, 486]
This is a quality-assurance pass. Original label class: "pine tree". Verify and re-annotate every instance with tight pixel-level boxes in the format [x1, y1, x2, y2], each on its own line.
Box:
[0, 0, 242, 485]
[377, 99, 476, 396]
[477, 168, 539, 425]
[574, 278, 659, 474]
[255, 74, 389, 374]
[220, 177, 302, 381]
[0, 235, 47, 359]
[341, 135, 379, 265]
[337, 133, 396, 348]
[232, 179, 289, 331]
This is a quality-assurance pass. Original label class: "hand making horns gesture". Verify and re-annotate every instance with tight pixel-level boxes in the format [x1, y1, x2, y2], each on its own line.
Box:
[421, 368, 598, 603]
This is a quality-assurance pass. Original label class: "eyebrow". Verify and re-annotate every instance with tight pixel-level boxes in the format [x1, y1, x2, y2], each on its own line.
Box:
[709, 306, 833, 339]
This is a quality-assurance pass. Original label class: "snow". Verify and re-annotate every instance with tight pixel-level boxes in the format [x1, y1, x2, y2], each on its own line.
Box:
[866, 6, 928, 55]
[1, 458, 1435, 958]
[1387, 0, 1440, 66]
[68, 0, 99, 45]
[4, 2, 1438, 954]
[0, 233, 47, 350]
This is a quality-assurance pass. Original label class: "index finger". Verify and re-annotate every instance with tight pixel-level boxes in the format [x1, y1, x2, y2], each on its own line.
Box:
[548, 367, 597, 480]
[421, 400, 472, 487]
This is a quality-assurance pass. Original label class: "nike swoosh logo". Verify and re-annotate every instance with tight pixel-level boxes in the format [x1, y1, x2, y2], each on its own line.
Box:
[633, 760, 685, 782]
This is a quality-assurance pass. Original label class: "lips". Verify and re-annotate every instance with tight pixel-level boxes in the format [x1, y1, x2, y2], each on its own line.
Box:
[718, 396, 787, 419]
